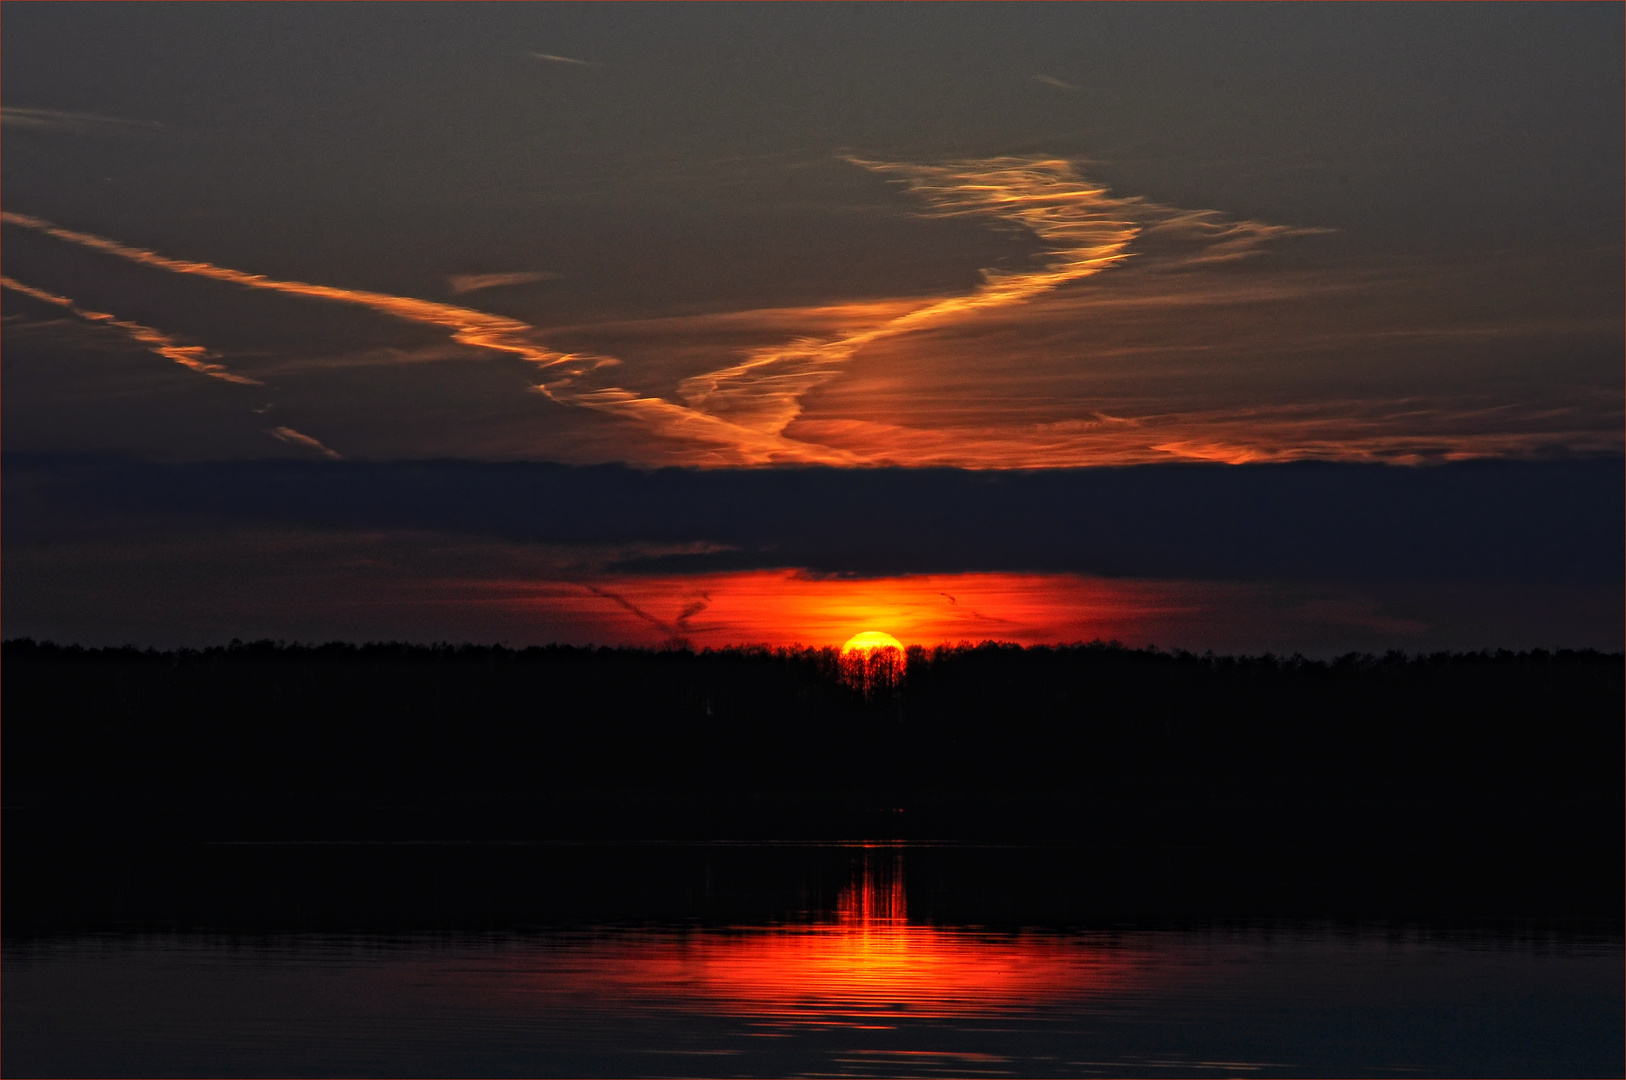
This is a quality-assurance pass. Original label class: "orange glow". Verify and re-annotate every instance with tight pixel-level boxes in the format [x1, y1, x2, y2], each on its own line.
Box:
[482, 570, 1224, 650]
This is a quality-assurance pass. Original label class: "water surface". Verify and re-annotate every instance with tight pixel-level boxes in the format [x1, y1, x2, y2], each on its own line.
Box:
[6, 848, 1620, 1077]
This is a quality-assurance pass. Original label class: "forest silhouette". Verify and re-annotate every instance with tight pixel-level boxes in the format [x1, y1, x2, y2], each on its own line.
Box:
[7, 638, 1619, 796]
[5, 639, 1621, 930]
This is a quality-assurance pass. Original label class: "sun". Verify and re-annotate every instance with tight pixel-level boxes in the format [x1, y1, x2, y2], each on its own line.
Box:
[841, 630, 904, 654]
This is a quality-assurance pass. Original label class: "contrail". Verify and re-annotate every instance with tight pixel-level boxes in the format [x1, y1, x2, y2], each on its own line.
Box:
[676, 594, 711, 629]
[529, 51, 592, 66]
[2, 157, 1321, 466]
[588, 157, 1144, 459]
[0, 211, 610, 387]
[583, 584, 677, 636]
[1, 106, 162, 131]
[1, 274, 261, 384]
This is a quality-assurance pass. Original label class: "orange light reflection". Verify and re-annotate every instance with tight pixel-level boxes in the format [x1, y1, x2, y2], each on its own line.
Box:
[608, 855, 1146, 1024]
[440, 852, 1160, 1027]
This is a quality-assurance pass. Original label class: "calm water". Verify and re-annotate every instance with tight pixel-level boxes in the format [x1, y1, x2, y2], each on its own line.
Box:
[5, 848, 1621, 1078]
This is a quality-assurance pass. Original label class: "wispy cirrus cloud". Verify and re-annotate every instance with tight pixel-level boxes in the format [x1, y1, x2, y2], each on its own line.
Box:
[528, 51, 593, 66]
[0, 274, 261, 384]
[1, 211, 843, 464]
[267, 426, 342, 460]
[2, 157, 1335, 467]
[788, 392, 1625, 468]
[447, 271, 559, 296]
[559, 156, 1321, 463]
[0, 210, 614, 386]
[1, 106, 161, 132]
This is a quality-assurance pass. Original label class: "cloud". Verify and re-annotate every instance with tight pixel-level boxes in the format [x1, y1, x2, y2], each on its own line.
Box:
[784, 388, 1625, 469]
[0, 161, 1344, 468]
[251, 342, 484, 376]
[447, 271, 559, 295]
[548, 155, 1326, 464]
[0, 210, 609, 384]
[1, 106, 161, 132]
[6, 178, 1603, 471]
[14, 455, 1620, 585]
[625, 158, 1142, 450]
[1032, 75, 1081, 91]
[0, 274, 262, 384]
[267, 426, 343, 460]
[529, 51, 593, 66]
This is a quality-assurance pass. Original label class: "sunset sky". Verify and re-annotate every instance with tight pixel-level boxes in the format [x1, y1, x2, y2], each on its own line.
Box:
[4, 3, 1621, 653]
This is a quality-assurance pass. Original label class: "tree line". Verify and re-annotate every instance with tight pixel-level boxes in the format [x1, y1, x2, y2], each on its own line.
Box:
[5, 637, 1619, 800]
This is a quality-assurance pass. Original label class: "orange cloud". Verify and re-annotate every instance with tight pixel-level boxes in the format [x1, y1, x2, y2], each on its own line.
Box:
[0, 211, 612, 390]
[3, 156, 1325, 467]
[0, 106, 161, 132]
[528, 51, 593, 66]
[555, 156, 1326, 464]
[267, 425, 343, 460]
[787, 392, 1624, 468]
[18, 166, 1590, 470]
[0, 274, 262, 385]
[572, 157, 1151, 462]
[446, 271, 558, 295]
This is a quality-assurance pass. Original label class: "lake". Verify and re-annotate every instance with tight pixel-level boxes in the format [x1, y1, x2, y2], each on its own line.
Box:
[5, 844, 1621, 1078]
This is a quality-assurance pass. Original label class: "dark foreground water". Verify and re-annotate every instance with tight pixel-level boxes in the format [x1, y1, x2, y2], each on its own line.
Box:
[5, 847, 1621, 1078]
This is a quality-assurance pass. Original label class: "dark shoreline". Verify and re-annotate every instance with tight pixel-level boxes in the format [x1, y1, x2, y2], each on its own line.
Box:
[8, 825, 1622, 937]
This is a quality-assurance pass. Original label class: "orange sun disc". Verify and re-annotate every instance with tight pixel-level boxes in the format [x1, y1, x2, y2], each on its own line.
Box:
[840, 631, 904, 654]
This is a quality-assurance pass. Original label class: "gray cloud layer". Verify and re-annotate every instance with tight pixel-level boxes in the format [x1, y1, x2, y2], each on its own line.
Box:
[12, 455, 1621, 584]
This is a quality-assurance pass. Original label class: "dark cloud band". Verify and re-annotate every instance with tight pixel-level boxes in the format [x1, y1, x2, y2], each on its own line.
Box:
[12, 454, 1621, 584]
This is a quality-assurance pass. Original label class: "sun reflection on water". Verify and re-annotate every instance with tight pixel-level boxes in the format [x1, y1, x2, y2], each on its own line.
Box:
[535, 848, 1154, 1028]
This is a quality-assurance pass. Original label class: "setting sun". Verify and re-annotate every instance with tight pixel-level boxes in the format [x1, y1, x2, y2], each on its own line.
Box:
[840, 630, 904, 654]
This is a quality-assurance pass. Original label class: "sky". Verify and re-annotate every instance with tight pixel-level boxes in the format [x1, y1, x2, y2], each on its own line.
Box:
[4, 3, 1622, 653]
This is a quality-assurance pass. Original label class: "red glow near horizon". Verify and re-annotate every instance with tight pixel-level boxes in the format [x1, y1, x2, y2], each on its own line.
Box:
[501, 570, 1210, 650]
